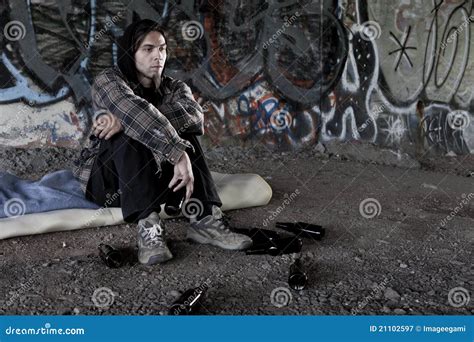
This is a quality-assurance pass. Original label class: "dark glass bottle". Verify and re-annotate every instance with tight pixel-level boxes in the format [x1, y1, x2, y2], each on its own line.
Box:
[233, 228, 281, 245]
[246, 237, 303, 256]
[288, 258, 308, 290]
[168, 284, 208, 315]
[98, 243, 123, 268]
[164, 187, 186, 216]
[276, 221, 325, 240]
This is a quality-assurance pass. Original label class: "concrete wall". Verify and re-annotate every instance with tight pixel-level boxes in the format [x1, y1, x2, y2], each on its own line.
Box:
[0, 0, 472, 155]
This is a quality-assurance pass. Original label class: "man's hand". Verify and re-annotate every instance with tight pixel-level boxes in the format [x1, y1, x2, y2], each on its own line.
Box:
[93, 112, 123, 140]
[168, 152, 194, 201]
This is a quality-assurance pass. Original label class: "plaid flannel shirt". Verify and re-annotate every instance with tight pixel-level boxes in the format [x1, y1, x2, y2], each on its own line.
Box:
[73, 66, 204, 194]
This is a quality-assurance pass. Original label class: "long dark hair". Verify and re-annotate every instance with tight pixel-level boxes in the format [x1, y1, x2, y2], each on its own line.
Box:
[117, 19, 168, 88]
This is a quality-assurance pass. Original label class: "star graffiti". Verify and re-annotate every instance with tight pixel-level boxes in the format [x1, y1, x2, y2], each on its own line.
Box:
[388, 26, 417, 72]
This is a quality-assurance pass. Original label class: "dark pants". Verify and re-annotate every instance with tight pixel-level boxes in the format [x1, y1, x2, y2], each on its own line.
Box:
[85, 132, 222, 223]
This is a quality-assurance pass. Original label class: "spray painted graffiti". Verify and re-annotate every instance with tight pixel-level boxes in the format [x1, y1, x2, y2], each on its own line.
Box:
[201, 78, 317, 146]
[388, 26, 417, 72]
[0, 0, 472, 154]
[321, 0, 473, 154]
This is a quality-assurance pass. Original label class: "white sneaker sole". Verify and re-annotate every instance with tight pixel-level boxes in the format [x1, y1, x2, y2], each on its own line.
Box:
[138, 251, 173, 265]
[187, 229, 252, 250]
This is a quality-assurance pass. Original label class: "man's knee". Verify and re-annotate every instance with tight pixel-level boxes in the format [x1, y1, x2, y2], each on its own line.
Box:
[104, 132, 141, 153]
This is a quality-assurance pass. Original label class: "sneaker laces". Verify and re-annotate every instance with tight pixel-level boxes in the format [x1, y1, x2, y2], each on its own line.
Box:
[210, 213, 231, 233]
[199, 206, 232, 233]
[142, 224, 164, 246]
[221, 213, 231, 227]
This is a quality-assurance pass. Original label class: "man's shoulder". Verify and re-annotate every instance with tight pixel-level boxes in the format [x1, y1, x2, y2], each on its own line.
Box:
[93, 66, 126, 86]
[96, 66, 120, 77]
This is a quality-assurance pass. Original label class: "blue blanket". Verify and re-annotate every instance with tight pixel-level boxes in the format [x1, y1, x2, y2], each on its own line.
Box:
[0, 170, 100, 219]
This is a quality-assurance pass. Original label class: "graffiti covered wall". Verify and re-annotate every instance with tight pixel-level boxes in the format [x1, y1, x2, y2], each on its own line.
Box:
[322, 0, 474, 156]
[0, 0, 472, 156]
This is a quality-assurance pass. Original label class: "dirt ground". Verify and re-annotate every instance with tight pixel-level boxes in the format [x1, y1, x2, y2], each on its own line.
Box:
[0, 140, 473, 315]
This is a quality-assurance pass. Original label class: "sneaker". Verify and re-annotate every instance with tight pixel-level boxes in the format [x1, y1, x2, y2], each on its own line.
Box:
[137, 212, 173, 265]
[187, 206, 253, 250]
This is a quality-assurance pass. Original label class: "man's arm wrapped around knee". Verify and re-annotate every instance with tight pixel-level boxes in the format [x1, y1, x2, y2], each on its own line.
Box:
[157, 79, 204, 136]
[91, 67, 193, 166]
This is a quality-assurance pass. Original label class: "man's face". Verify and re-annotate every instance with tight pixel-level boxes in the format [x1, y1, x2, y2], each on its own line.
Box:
[134, 31, 167, 86]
